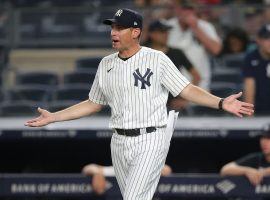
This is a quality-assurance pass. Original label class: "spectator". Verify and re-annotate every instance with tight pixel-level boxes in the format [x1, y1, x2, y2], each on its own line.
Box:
[220, 124, 270, 186]
[82, 164, 172, 195]
[243, 24, 270, 115]
[146, 19, 201, 110]
[220, 28, 250, 56]
[167, 0, 222, 91]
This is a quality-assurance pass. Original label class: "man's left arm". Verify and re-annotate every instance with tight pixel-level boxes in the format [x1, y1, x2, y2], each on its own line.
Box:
[179, 84, 254, 117]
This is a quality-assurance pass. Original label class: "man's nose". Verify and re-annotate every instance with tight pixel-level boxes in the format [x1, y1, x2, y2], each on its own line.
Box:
[111, 28, 117, 36]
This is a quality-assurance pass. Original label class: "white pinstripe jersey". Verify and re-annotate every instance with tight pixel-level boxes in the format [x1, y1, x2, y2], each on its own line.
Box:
[89, 46, 190, 129]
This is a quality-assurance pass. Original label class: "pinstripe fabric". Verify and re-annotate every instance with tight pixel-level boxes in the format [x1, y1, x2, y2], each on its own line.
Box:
[88, 46, 190, 200]
[89, 47, 190, 129]
[111, 127, 169, 200]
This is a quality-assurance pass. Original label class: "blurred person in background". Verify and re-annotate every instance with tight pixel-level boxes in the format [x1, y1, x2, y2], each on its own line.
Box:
[167, 0, 222, 91]
[243, 24, 270, 115]
[220, 124, 270, 186]
[220, 27, 250, 56]
[82, 163, 172, 195]
[146, 19, 201, 110]
[244, 7, 264, 41]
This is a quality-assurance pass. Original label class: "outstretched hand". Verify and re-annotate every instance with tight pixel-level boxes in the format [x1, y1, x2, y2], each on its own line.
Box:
[24, 107, 56, 127]
[222, 92, 254, 117]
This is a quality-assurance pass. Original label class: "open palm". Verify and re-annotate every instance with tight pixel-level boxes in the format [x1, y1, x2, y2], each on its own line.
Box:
[223, 92, 254, 117]
[25, 108, 56, 127]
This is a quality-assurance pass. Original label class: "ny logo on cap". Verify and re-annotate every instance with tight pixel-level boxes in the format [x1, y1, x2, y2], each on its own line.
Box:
[115, 9, 123, 17]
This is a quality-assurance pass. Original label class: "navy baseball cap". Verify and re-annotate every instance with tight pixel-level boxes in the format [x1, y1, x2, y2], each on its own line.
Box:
[148, 20, 172, 32]
[103, 8, 143, 29]
[258, 24, 270, 39]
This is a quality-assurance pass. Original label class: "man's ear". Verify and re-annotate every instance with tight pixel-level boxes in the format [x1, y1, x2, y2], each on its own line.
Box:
[132, 28, 141, 39]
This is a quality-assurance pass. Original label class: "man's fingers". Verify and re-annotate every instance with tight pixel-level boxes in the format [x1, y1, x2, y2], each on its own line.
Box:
[232, 92, 242, 99]
[25, 116, 42, 124]
[234, 112, 243, 118]
[239, 108, 254, 115]
[241, 102, 254, 108]
[38, 107, 45, 113]
[25, 120, 46, 127]
[25, 122, 37, 127]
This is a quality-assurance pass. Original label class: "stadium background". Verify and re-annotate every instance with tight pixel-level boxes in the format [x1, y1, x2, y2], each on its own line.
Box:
[0, 0, 270, 199]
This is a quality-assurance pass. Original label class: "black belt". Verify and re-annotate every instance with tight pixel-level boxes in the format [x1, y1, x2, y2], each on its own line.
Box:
[115, 127, 157, 137]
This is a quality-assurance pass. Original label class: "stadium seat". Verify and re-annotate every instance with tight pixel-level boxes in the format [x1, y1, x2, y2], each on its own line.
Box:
[19, 11, 43, 39]
[16, 71, 59, 86]
[223, 53, 245, 69]
[75, 57, 101, 71]
[211, 71, 243, 85]
[51, 84, 90, 101]
[4, 85, 50, 103]
[0, 101, 39, 116]
[63, 71, 95, 85]
[40, 14, 80, 38]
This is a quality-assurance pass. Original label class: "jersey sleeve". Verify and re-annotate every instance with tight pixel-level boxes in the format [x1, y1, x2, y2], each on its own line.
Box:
[160, 52, 190, 97]
[88, 65, 108, 105]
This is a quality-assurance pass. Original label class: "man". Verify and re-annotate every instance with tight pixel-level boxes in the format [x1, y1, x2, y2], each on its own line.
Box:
[82, 163, 172, 195]
[220, 124, 270, 186]
[167, 0, 222, 90]
[243, 24, 270, 115]
[25, 8, 254, 200]
[146, 19, 201, 110]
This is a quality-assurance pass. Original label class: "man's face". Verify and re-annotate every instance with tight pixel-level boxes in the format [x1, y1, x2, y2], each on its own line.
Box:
[257, 37, 270, 55]
[228, 36, 245, 53]
[110, 24, 139, 51]
[149, 30, 168, 46]
[174, 6, 195, 25]
[260, 137, 270, 155]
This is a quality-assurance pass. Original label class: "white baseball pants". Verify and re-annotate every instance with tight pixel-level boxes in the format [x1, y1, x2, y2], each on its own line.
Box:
[110, 111, 178, 200]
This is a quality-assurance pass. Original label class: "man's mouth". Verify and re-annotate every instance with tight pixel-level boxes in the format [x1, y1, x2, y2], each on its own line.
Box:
[112, 39, 119, 44]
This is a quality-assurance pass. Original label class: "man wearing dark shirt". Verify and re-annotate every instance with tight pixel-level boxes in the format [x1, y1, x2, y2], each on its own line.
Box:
[221, 124, 270, 186]
[243, 24, 270, 115]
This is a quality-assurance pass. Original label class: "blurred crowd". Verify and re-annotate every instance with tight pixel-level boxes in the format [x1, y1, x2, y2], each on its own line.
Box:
[0, 0, 270, 116]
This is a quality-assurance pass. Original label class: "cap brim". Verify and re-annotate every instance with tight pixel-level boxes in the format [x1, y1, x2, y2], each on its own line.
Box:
[103, 19, 116, 25]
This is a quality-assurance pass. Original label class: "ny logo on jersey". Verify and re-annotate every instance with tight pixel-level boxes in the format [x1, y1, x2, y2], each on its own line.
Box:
[115, 9, 123, 17]
[133, 68, 153, 89]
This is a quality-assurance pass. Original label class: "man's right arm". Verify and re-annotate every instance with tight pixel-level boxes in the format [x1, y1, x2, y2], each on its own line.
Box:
[25, 100, 103, 127]
[220, 162, 255, 176]
[220, 161, 263, 186]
